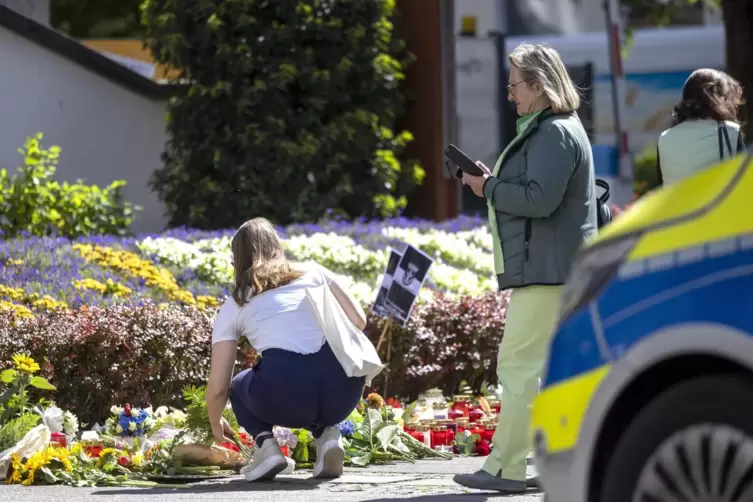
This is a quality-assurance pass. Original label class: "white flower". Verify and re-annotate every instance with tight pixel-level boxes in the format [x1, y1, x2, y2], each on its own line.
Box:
[130, 407, 140, 417]
[128, 422, 137, 432]
[164, 409, 187, 427]
[63, 411, 79, 436]
[42, 406, 64, 433]
[144, 418, 155, 429]
[154, 406, 169, 418]
[144, 406, 154, 416]
[81, 431, 100, 442]
[111, 405, 123, 416]
[116, 424, 124, 434]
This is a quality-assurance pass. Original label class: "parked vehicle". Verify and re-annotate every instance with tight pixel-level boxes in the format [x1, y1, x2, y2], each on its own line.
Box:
[532, 150, 753, 502]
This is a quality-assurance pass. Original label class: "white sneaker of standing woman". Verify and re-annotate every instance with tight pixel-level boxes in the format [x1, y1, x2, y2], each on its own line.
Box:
[313, 427, 345, 479]
[243, 437, 288, 482]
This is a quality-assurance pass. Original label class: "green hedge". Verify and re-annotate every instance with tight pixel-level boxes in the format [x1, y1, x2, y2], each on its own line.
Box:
[0, 293, 507, 424]
[141, 0, 424, 228]
[0, 134, 138, 239]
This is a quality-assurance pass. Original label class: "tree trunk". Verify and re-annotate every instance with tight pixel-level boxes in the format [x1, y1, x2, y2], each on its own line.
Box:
[721, 0, 753, 140]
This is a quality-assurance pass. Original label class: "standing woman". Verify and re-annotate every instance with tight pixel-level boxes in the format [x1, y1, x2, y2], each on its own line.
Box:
[657, 68, 746, 186]
[454, 43, 597, 493]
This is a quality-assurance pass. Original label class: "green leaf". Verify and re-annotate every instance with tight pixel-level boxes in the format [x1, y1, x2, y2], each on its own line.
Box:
[347, 407, 364, 425]
[29, 376, 56, 390]
[40, 466, 59, 483]
[0, 369, 17, 383]
[361, 408, 383, 447]
[375, 425, 400, 452]
[401, 401, 417, 424]
[349, 452, 372, 467]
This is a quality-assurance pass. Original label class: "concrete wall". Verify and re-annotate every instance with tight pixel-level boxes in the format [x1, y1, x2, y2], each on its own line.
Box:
[0, 27, 168, 233]
[0, 0, 49, 25]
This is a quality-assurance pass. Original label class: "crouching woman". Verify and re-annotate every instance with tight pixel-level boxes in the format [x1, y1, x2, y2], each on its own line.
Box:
[205, 217, 367, 482]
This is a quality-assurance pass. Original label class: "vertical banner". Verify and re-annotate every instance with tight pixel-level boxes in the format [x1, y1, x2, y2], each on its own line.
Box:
[385, 245, 434, 326]
[372, 249, 403, 317]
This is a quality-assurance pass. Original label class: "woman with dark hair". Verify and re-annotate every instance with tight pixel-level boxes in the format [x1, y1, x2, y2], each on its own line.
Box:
[658, 68, 746, 186]
[206, 217, 366, 482]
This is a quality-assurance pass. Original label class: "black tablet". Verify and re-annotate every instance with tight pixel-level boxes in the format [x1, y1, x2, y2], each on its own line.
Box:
[444, 144, 484, 177]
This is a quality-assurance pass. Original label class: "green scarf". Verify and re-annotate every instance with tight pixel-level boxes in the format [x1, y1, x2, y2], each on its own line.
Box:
[488, 111, 542, 274]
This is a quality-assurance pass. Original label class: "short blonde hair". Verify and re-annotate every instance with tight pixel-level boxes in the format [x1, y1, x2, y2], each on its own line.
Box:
[509, 43, 580, 113]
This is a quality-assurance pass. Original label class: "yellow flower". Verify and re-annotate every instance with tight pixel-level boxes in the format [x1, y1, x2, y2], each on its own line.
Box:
[0, 301, 33, 318]
[5, 453, 24, 485]
[12, 353, 40, 373]
[73, 244, 217, 310]
[0, 285, 66, 313]
[73, 278, 132, 298]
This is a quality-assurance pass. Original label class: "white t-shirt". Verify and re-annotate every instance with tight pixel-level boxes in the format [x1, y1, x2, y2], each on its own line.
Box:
[658, 120, 742, 186]
[211, 264, 335, 354]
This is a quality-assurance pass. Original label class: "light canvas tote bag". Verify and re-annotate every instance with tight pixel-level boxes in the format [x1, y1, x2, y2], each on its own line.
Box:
[305, 268, 384, 385]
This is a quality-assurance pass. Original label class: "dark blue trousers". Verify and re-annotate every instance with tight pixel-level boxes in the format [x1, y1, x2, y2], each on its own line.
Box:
[229, 342, 365, 438]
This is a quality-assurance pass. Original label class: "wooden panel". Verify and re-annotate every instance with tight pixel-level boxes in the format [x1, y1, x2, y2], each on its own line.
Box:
[397, 0, 459, 221]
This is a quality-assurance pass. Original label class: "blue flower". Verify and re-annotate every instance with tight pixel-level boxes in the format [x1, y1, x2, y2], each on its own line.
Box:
[336, 420, 355, 437]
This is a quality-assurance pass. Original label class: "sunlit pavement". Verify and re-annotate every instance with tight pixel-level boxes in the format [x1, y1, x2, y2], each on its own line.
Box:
[0, 457, 544, 501]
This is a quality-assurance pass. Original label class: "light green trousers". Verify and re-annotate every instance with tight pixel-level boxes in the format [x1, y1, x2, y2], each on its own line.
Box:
[482, 285, 564, 480]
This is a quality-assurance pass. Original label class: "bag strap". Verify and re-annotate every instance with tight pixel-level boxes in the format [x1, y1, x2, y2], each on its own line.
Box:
[719, 122, 734, 159]
[595, 179, 610, 204]
[737, 128, 747, 153]
[655, 145, 663, 187]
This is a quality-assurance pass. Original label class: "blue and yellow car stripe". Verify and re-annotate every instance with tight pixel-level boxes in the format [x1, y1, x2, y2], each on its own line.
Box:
[531, 365, 611, 454]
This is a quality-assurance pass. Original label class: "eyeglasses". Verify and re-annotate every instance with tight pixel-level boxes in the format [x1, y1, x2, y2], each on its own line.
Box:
[507, 79, 530, 93]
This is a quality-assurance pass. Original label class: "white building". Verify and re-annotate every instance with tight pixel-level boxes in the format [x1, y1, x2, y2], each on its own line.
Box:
[0, 1, 174, 233]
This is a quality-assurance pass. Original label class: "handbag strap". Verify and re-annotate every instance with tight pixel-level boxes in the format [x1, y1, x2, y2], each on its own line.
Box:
[718, 122, 734, 160]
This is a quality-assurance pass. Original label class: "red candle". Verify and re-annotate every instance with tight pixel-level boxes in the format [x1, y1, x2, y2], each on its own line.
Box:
[448, 408, 464, 420]
[50, 432, 67, 448]
[451, 395, 471, 418]
[469, 409, 486, 423]
[482, 425, 496, 442]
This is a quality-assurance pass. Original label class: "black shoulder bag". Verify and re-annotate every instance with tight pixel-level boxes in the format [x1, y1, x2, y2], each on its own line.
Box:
[595, 179, 612, 229]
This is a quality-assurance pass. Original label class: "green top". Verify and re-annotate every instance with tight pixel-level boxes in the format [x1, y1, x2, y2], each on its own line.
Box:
[488, 111, 542, 274]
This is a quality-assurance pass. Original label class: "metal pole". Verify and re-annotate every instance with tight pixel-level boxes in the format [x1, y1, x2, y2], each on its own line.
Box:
[604, 0, 632, 181]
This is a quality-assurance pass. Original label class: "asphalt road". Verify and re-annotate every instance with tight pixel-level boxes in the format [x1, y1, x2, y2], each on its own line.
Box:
[0, 457, 544, 502]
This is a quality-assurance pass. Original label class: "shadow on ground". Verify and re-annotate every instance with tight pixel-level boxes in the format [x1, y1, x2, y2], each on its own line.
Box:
[91, 477, 325, 496]
[362, 489, 542, 502]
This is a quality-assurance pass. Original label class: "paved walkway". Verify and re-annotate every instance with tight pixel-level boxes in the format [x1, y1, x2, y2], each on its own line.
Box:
[0, 457, 543, 502]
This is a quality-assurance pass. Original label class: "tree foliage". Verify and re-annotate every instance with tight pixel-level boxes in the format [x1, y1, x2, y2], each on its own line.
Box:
[141, 0, 424, 229]
[51, 0, 143, 38]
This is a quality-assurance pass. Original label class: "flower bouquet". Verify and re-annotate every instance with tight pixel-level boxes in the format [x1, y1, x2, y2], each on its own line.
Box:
[283, 394, 453, 469]
[104, 404, 155, 439]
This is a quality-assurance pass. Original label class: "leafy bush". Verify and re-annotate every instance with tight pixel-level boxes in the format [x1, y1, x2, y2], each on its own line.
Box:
[0, 304, 257, 425]
[633, 143, 661, 197]
[0, 134, 140, 239]
[141, 0, 424, 228]
[0, 293, 506, 422]
[367, 292, 508, 399]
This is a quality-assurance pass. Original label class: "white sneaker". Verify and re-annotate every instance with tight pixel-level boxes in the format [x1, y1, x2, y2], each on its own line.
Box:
[313, 427, 345, 479]
[243, 438, 288, 482]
